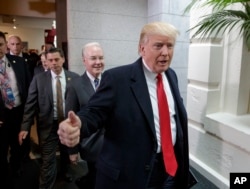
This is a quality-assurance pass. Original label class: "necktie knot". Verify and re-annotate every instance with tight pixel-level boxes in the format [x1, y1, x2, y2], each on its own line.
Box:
[156, 73, 162, 80]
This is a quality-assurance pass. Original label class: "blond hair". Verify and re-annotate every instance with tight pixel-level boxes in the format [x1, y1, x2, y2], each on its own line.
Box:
[138, 22, 179, 52]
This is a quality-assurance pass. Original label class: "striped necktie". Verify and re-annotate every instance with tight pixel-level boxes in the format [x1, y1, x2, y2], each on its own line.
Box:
[94, 78, 99, 90]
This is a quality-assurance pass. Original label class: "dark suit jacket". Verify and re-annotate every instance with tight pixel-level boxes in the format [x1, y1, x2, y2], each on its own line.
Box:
[65, 72, 104, 161]
[22, 52, 40, 77]
[77, 57, 189, 189]
[65, 72, 95, 114]
[21, 70, 79, 142]
[34, 65, 46, 75]
[7, 52, 39, 77]
[0, 54, 31, 122]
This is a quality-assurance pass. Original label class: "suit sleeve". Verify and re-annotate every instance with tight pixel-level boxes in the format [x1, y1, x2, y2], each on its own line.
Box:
[65, 81, 80, 115]
[21, 76, 38, 132]
[65, 78, 81, 154]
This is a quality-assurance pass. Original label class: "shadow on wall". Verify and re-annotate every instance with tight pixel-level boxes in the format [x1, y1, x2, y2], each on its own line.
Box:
[29, 0, 55, 14]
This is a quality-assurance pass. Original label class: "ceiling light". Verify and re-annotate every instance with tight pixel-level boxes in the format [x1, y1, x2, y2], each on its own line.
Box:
[13, 18, 17, 29]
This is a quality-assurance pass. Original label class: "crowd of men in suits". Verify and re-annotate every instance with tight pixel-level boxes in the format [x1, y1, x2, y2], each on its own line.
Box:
[0, 31, 106, 189]
[0, 32, 78, 189]
[0, 32, 32, 188]
[0, 21, 195, 189]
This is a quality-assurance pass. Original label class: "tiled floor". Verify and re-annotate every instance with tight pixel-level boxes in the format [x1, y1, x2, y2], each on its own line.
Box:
[7, 124, 87, 189]
[8, 156, 87, 189]
[8, 160, 219, 189]
[7, 125, 219, 189]
[8, 155, 219, 189]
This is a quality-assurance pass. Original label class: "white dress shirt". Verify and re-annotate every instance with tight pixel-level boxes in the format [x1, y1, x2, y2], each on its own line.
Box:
[86, 71, 101, 90]
[142, 60, 177, 153]
[51, 70, 66, 119]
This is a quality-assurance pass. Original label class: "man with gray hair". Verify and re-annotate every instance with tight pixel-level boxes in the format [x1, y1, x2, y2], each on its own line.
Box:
[65, 42, 105, 189]
[7, 35, 39, 77]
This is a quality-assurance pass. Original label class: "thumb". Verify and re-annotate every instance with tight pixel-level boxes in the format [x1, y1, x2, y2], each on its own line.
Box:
[68, 111, 78, 125]
[22, 132, 28, 140]
[19, 132, 27, 145]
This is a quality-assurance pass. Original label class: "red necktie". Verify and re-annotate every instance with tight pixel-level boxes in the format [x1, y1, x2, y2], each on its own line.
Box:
[156, 73, 177, 176]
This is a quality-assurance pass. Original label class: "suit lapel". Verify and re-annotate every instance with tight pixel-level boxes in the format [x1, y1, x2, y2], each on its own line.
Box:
[165, 69, 187, 124]
[45, 71, 53, 105]
[64, 70, 71, 85]
[82, 72, 95, 97]
[130, 59, 156, 136]
[7, 55, 20, 82]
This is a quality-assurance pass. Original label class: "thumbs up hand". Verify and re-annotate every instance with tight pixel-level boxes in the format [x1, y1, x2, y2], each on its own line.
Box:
[68, 111, 81, 126]
[58, 111, 81, 147]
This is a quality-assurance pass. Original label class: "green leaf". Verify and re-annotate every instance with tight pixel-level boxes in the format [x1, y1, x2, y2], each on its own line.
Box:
[185, 0, 250, 48]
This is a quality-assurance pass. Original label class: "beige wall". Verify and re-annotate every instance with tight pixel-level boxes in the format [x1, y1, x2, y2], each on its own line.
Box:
[0, 0, 55, 53]
[66, 0, 147, 75]
[0, 25, 45, 53]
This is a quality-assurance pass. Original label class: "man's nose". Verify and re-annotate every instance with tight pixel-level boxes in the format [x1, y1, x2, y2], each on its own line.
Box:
[161, 45, 169, 55]
[96, 58, 102, 63]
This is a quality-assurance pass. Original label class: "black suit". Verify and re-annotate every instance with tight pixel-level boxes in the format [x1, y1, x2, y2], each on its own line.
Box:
[77, 57, 190, 189]
[65, 72, 103, 188]
[22, 52, 40, 77]
[7, 52, 39, 78]
[66, 72, 95, 114]
[34, 65, 47, 75]
[21, 69, 79, 188]
[0, 54, 31, 185]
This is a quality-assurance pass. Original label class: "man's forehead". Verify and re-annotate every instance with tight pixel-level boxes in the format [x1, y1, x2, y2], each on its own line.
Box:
[8, 37, 20, 42]
[9, 40, 21, 43]
[47, 52, 63, 59]
[47, 52, 60, 57]
[0, 38, 6, 43]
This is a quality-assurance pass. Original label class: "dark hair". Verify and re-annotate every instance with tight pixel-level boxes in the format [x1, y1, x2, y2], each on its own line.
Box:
[45, 47, 65, 58]
[0, 31, 7, 41]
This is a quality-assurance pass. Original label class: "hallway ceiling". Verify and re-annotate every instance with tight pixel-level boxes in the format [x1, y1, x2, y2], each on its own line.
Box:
[0, 15, 54, 30]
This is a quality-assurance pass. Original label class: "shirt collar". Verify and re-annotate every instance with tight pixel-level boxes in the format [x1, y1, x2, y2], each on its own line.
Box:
[142, 58, 158, 81]
[1, 55, 7, 63]
[86, 71, 101, 82]
[51, 69, 65, 79]
[10, 52, 22, 57]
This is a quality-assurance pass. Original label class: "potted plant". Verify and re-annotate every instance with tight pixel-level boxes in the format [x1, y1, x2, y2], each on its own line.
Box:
[185, 0, 250, 50]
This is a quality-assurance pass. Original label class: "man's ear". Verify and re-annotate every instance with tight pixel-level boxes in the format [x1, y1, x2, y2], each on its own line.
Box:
[139, 44, 145, 56]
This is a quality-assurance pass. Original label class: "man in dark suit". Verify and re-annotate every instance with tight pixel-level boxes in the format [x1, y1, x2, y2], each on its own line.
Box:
[34, 51, 49, 75]
[65, 42, 105, 189]
[19, 48, 79, 189]
[58, 22, 190, 189]
[0, 31, 31, 187]
[7, 35, 36, 162]
[7, 35, 39, 77]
